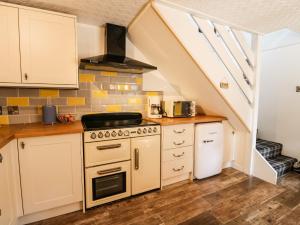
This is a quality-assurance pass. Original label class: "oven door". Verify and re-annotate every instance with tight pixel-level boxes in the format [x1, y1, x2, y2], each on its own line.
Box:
[85, 160, 131, 208]
[173, 101, 192, 117]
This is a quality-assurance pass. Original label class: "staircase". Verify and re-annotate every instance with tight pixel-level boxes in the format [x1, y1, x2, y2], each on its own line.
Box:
[256, 139, 297, 177]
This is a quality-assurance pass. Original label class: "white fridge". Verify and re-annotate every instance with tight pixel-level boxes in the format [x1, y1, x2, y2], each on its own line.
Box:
[194, 122, 224, 179]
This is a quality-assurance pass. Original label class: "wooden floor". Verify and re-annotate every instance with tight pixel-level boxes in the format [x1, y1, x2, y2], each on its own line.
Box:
[30, 168, 300, 225]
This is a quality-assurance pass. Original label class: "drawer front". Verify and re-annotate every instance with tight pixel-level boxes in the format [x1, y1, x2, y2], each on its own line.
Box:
[162, 157, 193, 179]
[162, 146, 193, 162]
[162, 124, 194, 149]
[84, 139, 130, 167]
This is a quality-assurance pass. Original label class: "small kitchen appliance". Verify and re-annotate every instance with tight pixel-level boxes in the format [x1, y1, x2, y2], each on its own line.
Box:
[147, 96, 162, 118]
[81, 112, 161, 209]
[162, 100, 196, 118]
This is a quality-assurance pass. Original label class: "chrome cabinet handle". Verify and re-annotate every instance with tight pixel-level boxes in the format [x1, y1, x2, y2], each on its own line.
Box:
[173, 166, 184, 172]
[173, 129, 185, 134]
[20, 142, 25, 149]
[97, 144, 121, 150]
[203, 140, 214, 143]
[173, 140, 185, 146]
[97, 167, 121, 175]
[173, 152, 185, 158]
[0, 153, 3, 163]
[134, 148, 139, 170]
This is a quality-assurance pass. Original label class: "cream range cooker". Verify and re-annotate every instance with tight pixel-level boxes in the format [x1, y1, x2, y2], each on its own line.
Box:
[81, 113, 161, 209]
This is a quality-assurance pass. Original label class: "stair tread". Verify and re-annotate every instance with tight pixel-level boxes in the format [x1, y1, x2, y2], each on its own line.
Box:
[267, 155, 298, 177]
[256, 138, 282, 159]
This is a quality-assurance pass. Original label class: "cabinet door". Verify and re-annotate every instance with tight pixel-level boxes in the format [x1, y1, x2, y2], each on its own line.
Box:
[131, 135, 160, 195]
[0, 145, 15, 225]
[19, 9, 78, 86]
[0, 5, 21, 83]
[18, 134, 82, 215]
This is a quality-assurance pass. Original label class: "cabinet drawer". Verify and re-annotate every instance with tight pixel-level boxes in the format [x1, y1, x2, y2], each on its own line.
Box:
[162, 146, 193, 162]
[162, 124, 194, 149]
[162, 157, 193, 179]
[84, 139, 130, 167]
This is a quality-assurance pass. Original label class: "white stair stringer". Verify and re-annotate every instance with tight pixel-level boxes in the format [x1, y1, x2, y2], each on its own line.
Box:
[129, 2, 255, 131]
[252, 150, 277, 184]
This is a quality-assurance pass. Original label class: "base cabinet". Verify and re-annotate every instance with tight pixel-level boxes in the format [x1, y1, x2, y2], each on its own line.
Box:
[18, 134, 83, 215]
[131, 135, 161, 195]
[0, 142, 16, 225]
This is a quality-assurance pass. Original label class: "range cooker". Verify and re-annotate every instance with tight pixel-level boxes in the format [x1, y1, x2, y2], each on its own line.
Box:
[81, 112, 161, 209]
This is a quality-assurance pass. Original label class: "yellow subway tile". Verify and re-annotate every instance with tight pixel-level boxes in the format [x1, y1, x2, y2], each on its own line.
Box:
[79, 73, 95, 82]
[106, 105, 122, 112]
[117, 84, 130, 91]
[92, 90, 108, 98]
[136, 77, 143, 85]
[39, 89, 59, 97]
[67, 97, 85, 106]
[146, 91, 159, 96]
[0, 115, 9, 125]
[7, 97, 29, 106]
[128, 97, 142, 104]
[100, 71, 118, 77]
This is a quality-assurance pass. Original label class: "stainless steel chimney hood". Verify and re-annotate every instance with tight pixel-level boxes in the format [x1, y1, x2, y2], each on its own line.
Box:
[79, 23, 157, 74]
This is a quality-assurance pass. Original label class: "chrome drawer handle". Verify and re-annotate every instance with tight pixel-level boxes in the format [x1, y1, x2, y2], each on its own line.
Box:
[173, 140, 185, 146]
[97, 167, 122, 175]
[97, 144, 121, 150]
[173, 129, 186, 134]
[173, 166, 184, 172]
[173, 152, 185, 158]
[203, 140, 214, 143]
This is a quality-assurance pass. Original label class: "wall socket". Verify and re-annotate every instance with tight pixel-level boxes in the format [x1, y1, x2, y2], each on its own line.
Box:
[296, 86, 300, 92]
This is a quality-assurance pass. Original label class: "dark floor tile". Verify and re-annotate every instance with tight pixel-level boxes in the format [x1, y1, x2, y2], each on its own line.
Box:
[178, 211, 221, 225]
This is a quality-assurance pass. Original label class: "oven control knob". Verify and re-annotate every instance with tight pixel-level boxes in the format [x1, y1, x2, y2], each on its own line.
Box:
[137, 128, 142, 134]
[118, 130, 123, 136]
[143, 128, 147, 134]
[105, 131, 110, 138]
[153, 127, 157, 133]
[124, 130, 130, 136]
[98, 132, 103, 138]
[90, 132, 96, 139]
[112, 131, 117, 137]
[148, 127, 152, 133]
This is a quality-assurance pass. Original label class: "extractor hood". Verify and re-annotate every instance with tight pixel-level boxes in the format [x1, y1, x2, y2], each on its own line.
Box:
[79, 23, 157, 74]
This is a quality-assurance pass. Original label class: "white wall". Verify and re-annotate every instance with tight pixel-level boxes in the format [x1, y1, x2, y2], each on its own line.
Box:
[258, 29, 300, 160]
[77, 23, 181, 97]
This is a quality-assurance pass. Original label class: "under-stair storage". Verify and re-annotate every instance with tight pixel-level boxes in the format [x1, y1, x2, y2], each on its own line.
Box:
[129, 2, 260, 131]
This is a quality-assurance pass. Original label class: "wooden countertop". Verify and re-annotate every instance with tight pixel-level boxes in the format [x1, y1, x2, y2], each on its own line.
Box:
[0, 121, 83, 149]
[145, 115, 226, 126]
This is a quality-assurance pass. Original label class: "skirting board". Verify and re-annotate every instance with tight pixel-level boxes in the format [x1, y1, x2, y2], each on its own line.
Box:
[17, 202, 82, 225]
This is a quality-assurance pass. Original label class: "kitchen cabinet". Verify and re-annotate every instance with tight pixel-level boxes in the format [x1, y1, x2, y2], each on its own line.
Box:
[131, 135, 160, 195]
[0, 5, 21, 83]
[19, 9, 78, 86]
[0, 2, 78, 88]
[18, 134, 83, 215]
[0, 142, 16, 225]
[161, 124, 194, 186]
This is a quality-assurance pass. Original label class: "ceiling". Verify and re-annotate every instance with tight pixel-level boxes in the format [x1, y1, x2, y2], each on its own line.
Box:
[1, 0, 300, 33]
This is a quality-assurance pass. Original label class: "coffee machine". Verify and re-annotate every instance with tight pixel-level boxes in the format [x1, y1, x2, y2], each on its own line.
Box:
[147, 96, 162, 118]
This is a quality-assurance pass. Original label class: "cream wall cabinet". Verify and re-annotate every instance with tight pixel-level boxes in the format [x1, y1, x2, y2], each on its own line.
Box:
[131, 135, 161, 195]
[18, 134, 83, 215]
[0, 5, 21, 84]
[0, 142, 17, 225]
[161, 124, 194, 186]
[0, 2, 78, 88]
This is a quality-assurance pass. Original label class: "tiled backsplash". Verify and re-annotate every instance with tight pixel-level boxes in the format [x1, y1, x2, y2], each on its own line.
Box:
[0, 70, 161, 124]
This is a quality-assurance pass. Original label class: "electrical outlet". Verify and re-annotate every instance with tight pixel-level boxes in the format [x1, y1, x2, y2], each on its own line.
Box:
[296, 86, 300, 92]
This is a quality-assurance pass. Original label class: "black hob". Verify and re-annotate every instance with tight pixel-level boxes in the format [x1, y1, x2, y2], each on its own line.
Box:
[81, 112, 158, 131]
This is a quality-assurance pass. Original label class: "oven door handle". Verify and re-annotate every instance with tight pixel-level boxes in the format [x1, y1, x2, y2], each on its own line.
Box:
[96, 144, 121, 151]
[134, 148, 139, 170]
[97, 167, 122, 175]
